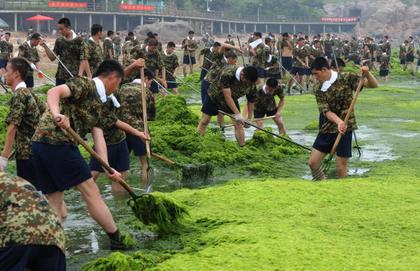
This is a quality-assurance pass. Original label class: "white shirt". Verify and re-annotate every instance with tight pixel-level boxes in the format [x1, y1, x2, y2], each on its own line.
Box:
[250, 38, 263, 49]
[14, 81, 27, 91]
[93, 77, 120, 108]
[235, 67, 244, 81]
[321, 70, 338, 92]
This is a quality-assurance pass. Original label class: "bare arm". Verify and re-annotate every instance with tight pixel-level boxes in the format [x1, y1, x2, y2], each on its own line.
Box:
[364, 71, 378, 88]
[41, 43, 57, 61]
[277, 96, 285, 114]
[115, 120, 148, 142]
[91, 127, 108, 164]
[222, 88, 241, 115]
[1, 124, 17, 159]
[247, 102, 254, 120]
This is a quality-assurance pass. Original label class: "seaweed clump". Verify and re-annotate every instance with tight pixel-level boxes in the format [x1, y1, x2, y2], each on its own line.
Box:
[130, 192, 189, 233]
[155, 95, 198, 125]
[81, 251, 169, 271]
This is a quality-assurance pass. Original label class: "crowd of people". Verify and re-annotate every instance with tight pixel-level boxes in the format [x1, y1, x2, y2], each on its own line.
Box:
[0, 18, 383, 270]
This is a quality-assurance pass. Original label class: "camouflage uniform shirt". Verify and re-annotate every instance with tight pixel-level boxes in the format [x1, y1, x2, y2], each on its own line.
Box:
[103, 37, 114, 59]
[182, 38, 198, 57]
[162, 52, 179, 82]
[254, 85, 284, 112]
[53, 35, 89, 81]
[122, 39, 140, 67]
[208, 65, 257, 112]
[252, 43, 270, 68]
[130, 46, 164, 73]
[18, 41, 40, 76]
[293, 45, 308, 68]
[6, 86, 45, 160]
[314, 72, 360, 133]
[0, 172, 65, 253]
[87, 38, 104, 74]
[200, 47, 223, 71]
[0, 40, 13, 60]
[116, 82, 154, 131]
[32, 77, 116, 145]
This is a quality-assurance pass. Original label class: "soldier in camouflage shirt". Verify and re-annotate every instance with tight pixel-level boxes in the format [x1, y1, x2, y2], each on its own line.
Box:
[0, 58, 45, 186]
[224, 34, 235, 46]
[17, 33, 42, 88]
[181, 30, 199, 77]
[104, 30, 115, 60]
[253, 78, 286, 135]
[87, 24, 104, 75]
[289, 37, 309, 93]
[308, 57, 378, 180]
[122, 32, 140, 67]
[116, 68, 155, 188]
[198, 64, 259, 146]
[113, 32, 122, 60]
[0, 32, 13, 73]
[42, 18, 91, 85]
[129, 38, 166, 94]
[162, 42, 180, 94]
[32, 60, 133, 250]
[0, 172, 66, 270]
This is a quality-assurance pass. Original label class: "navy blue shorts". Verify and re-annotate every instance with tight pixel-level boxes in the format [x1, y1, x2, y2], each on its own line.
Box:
[16, 158, 37, 188]
[0, 245, 65, 271]
[201, 79, 210, 104]
[0, 59, 8, 69]
[200, 69, 208, 80]
[55, 78, 66, 86]
[167, 81, 178, 89]
[32, 142, 92, 194]
[400, 59, 405, 65]
[313, 131, 353, 158]
[304, 68, 312, 76]
[254, 108, 277, 119]
[150, 80, 159, 94]
[379, 69, 389, 77]
[406, 55, 414, 63]
[256, 67, 267, 78]
[24, 75, 34, 88]
[183, 55, 196, 65]
[291, 67, 307, 76]
[201, 96, 239, 116]
[281, 57, 293, 71]
[90, 140, 130, 172]
[126, 134, 147, 157]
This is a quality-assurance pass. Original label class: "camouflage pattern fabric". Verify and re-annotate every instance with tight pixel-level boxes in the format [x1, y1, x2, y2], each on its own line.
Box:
[379, 54, 390, 70]
[254, 85, 284, 112]
[100, 100, 126, 145]
[224, 39, 235, 46]
[0, 172, 65, 253]
[162, 52, 179, 81]
[53, 36, 89, 81]
[0, 40, 13, 60]
[182, 38, 198, 57]
[5, 87, 45, 159]
[103, 38, 114, 60]
[314, 72, 361, 133]
[18, 41, 40, 75]
[122, 39, 140, 67]
[130, 46, 164, 73]
[32, 77, 115, 145]
[87, 39, 104, 75]
[208, 65, 257, 112]
[293, 45, 309, 68]
[113, 36, 122, 57]
[200, 48, 223, 70]
[116, 82, 154, 131]
[252, 43, 270, 68]
[204, 56, 226, 83]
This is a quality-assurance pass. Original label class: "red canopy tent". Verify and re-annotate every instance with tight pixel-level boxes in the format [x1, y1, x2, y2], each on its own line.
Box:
[26, 14, 54, 33]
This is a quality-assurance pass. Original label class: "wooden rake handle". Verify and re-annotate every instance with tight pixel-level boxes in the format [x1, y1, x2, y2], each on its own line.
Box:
[63, 126, 136, 196]
[152, 153, 176, 165]
[330, 75, 366, 156]
[140, 67, 151, 158]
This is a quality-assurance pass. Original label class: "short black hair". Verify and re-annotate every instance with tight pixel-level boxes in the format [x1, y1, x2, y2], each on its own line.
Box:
[213, 41, 221, 47]
[282, 32, 289, 38]
[224, 50, 237, 59]
[94, 60, 124, 78]
[331, 58, 346, 69]
[188, 30, 195, 34]
[265, 37, 272, 44]
[254, 32, 262, 38]
[107, 30, 114, 37]
[58, 17, 71, 28]
[30, 33, 41, 40]
[266, 78, 278, 88]
[128, 31, 134, 37]
[310, 57, 330, 71]
[147, 31, 154, 38]
[91, 24, 102, 36]
[242, 66, 258, 83]
[167, 41, 176, 48]
[5, 32, 11, 36]
[9, 58, 31, 80]
[148, 38, 158, 46]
